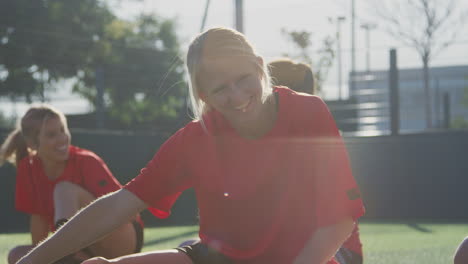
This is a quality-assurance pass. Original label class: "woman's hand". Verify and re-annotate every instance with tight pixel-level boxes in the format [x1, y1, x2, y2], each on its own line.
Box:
[81, 256, 112, 264]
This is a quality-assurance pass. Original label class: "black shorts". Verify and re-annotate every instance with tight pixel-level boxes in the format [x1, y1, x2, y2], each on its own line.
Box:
[52, 219, 144, 264]
[176, 242, 233, 264]
[335, 247, 363, 264]
[132, 219, 144, 253]
[55, 218, 143, 254]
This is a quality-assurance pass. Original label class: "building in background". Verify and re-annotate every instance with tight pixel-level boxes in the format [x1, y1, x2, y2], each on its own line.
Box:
[350, 65, 468, 135]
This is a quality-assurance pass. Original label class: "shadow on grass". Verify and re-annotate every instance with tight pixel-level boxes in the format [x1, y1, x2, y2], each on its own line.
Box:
[144, 230, 199, 246]
[406, 223, 432, 233]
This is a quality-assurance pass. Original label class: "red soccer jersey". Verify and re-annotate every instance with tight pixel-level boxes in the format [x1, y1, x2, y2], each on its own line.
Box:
[15, 145, 122, 231]
[125, 86, 365, 264]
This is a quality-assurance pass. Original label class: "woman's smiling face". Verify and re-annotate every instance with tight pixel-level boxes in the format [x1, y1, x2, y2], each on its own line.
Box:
[198, 55, 265, 127]
[36, 116, 70, 163]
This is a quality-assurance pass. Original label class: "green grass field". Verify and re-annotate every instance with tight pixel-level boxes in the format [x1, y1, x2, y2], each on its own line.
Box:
[1, 221, 467, 263]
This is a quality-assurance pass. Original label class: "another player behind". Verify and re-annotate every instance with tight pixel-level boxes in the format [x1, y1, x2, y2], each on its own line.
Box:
[268, 58, 364, 264]
[0, 104, 143, 264]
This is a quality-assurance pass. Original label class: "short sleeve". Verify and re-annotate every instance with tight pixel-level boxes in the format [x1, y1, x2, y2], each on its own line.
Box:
[81, 153, 122, 198]
[124, 127, 192, 219]
[15, 160, 39, 215]
[311, 98, 365, 227]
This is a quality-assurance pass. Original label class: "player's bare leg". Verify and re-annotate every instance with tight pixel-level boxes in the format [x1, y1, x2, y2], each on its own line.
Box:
[53, 182, 137, 259]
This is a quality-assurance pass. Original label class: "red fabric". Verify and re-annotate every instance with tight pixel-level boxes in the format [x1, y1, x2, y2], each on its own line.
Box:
[342, 225, 363, 256]
[125, 86, 365, 264]
[15, 145, 122, 231]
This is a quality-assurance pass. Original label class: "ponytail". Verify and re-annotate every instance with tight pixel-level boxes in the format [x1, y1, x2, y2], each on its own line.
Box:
[0, 104, 66, 167]
[0, 128, 28, 166]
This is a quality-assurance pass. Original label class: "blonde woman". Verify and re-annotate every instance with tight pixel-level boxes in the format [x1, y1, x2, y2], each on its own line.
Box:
[1, 105, 143, 264]
[17, 28, 364, 264]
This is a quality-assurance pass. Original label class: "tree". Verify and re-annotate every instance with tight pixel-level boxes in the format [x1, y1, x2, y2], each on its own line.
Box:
[367, 0, 468, 129]
[73, 14, 186, 129]
[0, 0, 114, 101]
[281, 29, 335, 96]
[0, 1, 187, 130]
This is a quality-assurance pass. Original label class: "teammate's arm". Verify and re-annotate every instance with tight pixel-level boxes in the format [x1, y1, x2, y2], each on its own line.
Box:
[30, 214, 49, 245]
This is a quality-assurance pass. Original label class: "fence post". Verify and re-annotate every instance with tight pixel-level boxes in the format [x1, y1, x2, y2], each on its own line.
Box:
[95, 66, 105, 129]
[235, 0, 243, 33]
[389, 49, 399, 135]
[443, 92, 451, 129]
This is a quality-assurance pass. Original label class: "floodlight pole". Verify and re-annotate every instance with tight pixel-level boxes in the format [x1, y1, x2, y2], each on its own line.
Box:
[200, 0, 211, 32]
[235, 0, 244, 33]
[336, 16, 346, 101]
[361, 22, 377, 73]
[350, 0, 356, 95]
[389, 49, 399, 135]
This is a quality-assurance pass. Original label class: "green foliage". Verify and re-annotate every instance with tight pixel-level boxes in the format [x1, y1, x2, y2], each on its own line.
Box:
[0, 0, 114, 101]
[280, 29, 335, 95]
[1, 1, 186, 129]
[281, 30, 312, 60]
[0, 111, 14, 128]
[73, 14, 186, 129]
[451, 116, 468, 129]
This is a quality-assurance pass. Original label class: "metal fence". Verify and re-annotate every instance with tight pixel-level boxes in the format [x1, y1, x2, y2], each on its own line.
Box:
[1, 128, 468, 232]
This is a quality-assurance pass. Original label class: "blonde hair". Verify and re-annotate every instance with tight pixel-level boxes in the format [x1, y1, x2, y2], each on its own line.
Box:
[268, 58, 316, 95]
[0, 104, 68, 166]
[186, 27, 272, 121]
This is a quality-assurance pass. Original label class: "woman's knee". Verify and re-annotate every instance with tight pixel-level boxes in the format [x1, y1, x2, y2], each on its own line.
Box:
[54, 181, 94, 206]
[8, 245, 33, 264]
[53, 181, 95, 221]
[54, 181, 90, 198]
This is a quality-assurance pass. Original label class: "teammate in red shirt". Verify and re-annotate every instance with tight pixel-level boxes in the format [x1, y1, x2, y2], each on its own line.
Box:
[269, 58, 363, 264]
[0, 105, 143, 264]
[16, 27, 364, 264]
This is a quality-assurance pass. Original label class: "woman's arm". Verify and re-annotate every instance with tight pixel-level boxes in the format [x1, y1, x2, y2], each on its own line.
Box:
[17, 189, 147, 264]
[82, 250, 193, 264]
[30, 215, 49, 245]
[293, 217, 354, 264]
